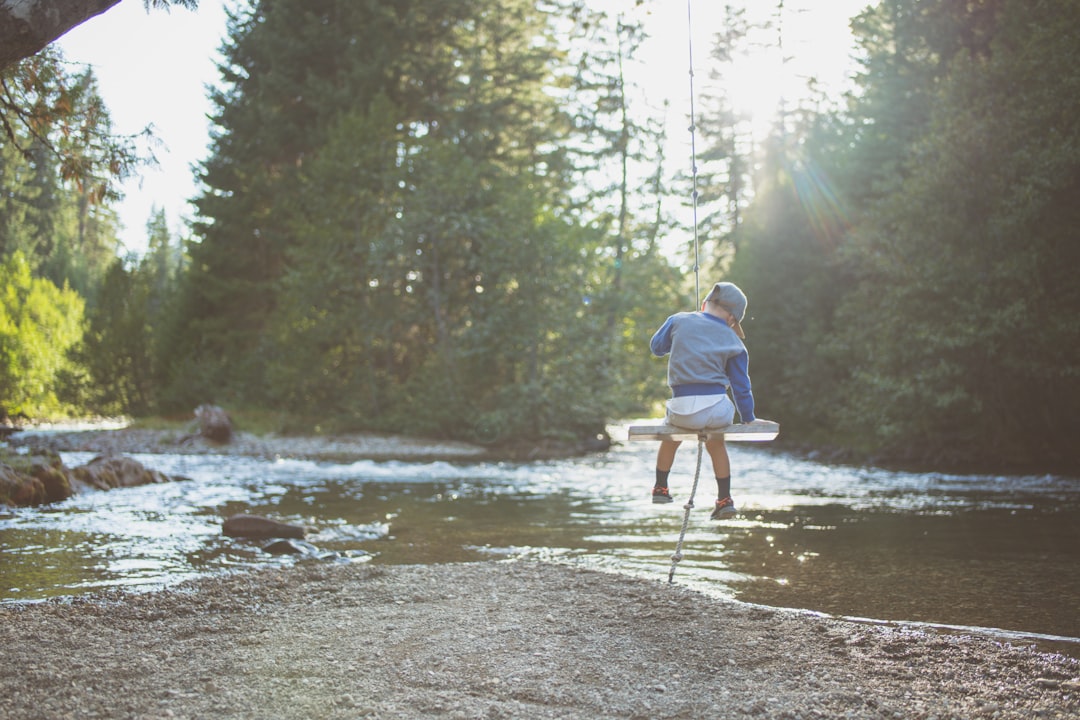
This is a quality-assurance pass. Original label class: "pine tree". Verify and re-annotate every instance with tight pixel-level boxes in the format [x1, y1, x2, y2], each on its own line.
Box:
[168, 0, 630, 442]
[835, 0, 1080, 470]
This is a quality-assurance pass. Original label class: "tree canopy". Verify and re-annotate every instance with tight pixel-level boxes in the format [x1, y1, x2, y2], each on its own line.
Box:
[723, 0, 1080, 471]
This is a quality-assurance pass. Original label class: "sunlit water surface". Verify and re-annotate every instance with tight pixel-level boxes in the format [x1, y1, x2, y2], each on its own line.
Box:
[2, 422, 1078, 656]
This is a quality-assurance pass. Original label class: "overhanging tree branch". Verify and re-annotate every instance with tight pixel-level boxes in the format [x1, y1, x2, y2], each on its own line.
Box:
[0, 0, 199, 72]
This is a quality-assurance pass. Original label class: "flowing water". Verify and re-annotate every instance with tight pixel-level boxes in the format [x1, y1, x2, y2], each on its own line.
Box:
[2, 422, 1078, 656]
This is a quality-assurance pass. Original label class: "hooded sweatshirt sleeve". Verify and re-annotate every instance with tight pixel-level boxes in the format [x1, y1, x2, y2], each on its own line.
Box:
[726, 350, 756, 422]
[650, 316, 676, 357]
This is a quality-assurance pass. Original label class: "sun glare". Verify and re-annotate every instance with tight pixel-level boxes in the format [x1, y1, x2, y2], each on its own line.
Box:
[621, 0, 866, 264]
[632, 0, 864, 140]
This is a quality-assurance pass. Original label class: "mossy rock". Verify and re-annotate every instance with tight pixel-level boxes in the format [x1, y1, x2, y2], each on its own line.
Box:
[0, 445, 63, 473]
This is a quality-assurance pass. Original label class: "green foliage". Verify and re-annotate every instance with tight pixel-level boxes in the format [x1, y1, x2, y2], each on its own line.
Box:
[75, 209, 186, 416]
[77, 260, 152, 415]
[0, 252, 84, 417]
[715, 0, 1080, 471]
[833, 0, 1080, 468]
[0, 48, 140, 420]
[164, 0, 648, 443]
[0, 48, 150, 208]
[1, 53, 124, 300]
[726, 143, 852, 443]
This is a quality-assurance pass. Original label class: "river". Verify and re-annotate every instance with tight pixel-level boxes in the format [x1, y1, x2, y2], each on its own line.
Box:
[2, 421, 1078, 657]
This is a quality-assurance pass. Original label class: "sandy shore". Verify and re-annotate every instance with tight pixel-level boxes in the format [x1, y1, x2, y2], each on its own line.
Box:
[1, 561, 1077, 720]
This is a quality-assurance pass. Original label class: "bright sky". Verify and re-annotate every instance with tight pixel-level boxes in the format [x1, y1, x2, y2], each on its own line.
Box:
[56, 0, 870, 256]
[57, 0, 229, 256]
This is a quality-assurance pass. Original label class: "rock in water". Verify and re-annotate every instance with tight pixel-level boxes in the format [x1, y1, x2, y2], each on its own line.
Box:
[222, 514, 306, 539]
[71, 455, 171, 491]
[194, 404, 233, 443]
[261, 539, 320, 555]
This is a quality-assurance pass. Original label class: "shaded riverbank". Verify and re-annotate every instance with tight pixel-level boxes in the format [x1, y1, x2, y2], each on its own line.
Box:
[2, 561, 1078, 720]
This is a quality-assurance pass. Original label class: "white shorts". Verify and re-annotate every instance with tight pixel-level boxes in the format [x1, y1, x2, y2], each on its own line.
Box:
[665, 394, 735, 431]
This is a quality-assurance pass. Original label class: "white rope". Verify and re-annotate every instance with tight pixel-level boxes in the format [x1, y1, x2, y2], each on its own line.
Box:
[666, 0, 705, 585]
[667, 434, 705, 583]
[686, 0, 701, 307]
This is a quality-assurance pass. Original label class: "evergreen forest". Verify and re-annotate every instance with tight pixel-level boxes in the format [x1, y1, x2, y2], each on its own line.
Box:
[1, 0, 1077, 473]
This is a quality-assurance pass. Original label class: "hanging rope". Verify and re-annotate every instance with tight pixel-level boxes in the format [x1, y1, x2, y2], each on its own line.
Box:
[686, 0, 702, 307]
[667, 0, 705, 585]
[667, 432, 706, 583]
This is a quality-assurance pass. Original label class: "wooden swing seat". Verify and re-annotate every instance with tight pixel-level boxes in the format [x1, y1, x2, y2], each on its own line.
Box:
[627, 420, 779, 443]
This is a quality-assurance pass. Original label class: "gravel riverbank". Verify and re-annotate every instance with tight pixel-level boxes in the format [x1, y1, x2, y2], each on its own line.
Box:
[2, 561, 1078, 720]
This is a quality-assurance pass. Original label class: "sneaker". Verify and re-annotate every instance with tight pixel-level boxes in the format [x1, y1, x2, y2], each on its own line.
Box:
[710, 497, 737, 520]
[651, 486, 674, 504]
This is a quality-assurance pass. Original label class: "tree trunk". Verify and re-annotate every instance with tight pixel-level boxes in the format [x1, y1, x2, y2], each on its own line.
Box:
[0, 0, 122, 70]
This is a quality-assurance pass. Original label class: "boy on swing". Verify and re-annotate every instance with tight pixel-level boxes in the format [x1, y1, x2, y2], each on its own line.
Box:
[649, 281, 770, 519]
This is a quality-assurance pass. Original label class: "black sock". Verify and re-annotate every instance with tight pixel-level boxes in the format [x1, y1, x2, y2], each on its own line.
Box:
[655, 469, 670, 489]
[715, 475, 731, 499]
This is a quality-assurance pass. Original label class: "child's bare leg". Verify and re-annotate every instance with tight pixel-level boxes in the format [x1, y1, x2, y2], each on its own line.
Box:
[656, 439, 682, 472]
[704, 438, 730, 479]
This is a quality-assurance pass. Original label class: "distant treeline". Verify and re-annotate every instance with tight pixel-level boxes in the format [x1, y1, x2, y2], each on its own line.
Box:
[1, 0, 1076, 473]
